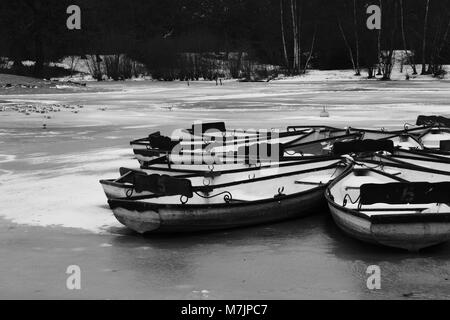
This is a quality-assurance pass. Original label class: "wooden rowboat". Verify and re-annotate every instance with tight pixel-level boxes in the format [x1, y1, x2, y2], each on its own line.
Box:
[130, 123, 312, 155]
[131, 130, 309, 164]
[100, 157, 342, 200]
[326, 160, 450, 251]
[107, 159, 345, 234]
[135, 132, 362, 166]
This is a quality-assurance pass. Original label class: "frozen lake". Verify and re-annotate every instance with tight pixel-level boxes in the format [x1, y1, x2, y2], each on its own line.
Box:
[1, 79, 450, 299]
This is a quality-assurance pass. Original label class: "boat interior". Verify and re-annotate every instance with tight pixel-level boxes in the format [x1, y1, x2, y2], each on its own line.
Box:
[123, 163, 344, 205]
[329, 163, 450, 216]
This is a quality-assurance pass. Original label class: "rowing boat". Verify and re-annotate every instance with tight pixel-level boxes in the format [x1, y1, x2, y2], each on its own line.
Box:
[107, 159, 345, 233]
[100, 157, 342, 200]
[134, 131, 362, 166]
[131, 130, 309, 164]
[326, 154, 450, 251]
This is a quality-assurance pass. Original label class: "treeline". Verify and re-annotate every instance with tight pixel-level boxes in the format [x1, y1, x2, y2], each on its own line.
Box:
[0, 0, 449, 80]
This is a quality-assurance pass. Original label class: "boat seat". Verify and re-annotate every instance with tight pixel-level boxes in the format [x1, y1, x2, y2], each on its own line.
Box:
[344, 176, 386, 191]
[361, 209, 426, 216]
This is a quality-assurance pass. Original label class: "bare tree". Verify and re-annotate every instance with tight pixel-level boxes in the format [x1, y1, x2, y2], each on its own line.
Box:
[376, 0, 383, 75]
[400, 0, 417, 75]
[303, 23, 317, 74]
[421, 0, 431, 74]
[428, 9, 450, 76]
[290, 0, 299, 73]
[86, 55, 104, 81]
[353, 0, 361, 75]
[280, 0, 290, 71]
[337, 17, 357, 73]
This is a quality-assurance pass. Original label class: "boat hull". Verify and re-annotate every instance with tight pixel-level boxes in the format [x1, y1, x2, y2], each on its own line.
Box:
[109, 188, 327, 234]
[328, 203, 450, 251]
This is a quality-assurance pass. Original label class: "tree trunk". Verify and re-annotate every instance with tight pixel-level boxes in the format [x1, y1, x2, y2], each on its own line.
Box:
[376, 0, 382, 75]
[290, 0, 299, 73]
[367, 67, 374, 79]
[421, 0, 430, 75]
[303, 23, 317, 74]
[400, 0, 417, 75]
[353, 0, 361, 76]
[280, 0, 290, 71]
[337, 18, 357, 72]
[297, 0, 303, 73]
[436, 18, 450, 62]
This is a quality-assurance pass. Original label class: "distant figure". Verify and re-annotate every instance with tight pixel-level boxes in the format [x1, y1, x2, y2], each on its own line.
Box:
[220, 79, 223, 86]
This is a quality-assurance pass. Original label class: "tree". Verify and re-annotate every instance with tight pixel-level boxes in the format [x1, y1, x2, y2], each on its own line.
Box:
[421, 0, 431, 74]
[400, 0, 417, 75]
[280, 0, 290, 70]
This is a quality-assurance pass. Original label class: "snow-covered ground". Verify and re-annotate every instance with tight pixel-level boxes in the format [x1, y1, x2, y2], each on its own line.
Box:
[276, 65, 449, 82]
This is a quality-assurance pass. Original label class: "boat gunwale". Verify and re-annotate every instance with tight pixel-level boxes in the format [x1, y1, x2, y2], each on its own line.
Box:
[140, 155, 342, 176]
[100, 156, 343, 190]
[348, 125, 433, 136]
[397, 148, 450, 160]
[139, 153, 341, 168]
[358, 156, 450, 176]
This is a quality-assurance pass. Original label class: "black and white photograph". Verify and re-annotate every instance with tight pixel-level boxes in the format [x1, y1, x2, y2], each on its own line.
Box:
[0, 0, 450, 304]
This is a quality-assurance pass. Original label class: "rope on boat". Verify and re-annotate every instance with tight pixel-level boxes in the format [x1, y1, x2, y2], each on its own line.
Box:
[126, 188, 134, 198]
[190, 191, 233, 204]
[342, 193, 361, 207]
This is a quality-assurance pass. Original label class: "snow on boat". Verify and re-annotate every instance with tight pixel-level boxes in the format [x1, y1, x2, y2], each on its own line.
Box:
[326, 158, 450, 251]
[107, 159, 345, 234]
[100, 157, 341, 200]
